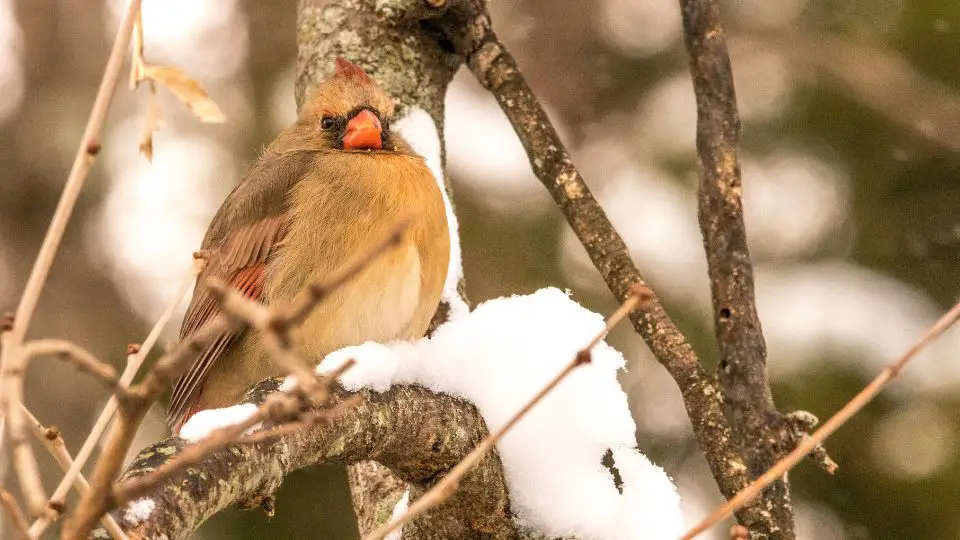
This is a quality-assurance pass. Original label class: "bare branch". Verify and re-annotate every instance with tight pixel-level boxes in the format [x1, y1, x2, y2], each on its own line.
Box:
[0, 0, 144, 518]
[29, 261, 198, 537]
[0, 0, 141, 341]
[679, 0, 825, 533]
[21, 407, 126, 539]
[20, 340, 125, 398]
[682, 300, 960, 539]
[366, 285, 652, 540]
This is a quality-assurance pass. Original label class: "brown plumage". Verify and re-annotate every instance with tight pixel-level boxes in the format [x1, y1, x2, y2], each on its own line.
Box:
[167, 58, 450, 433]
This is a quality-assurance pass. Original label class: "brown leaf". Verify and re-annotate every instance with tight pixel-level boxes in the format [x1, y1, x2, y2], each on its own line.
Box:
[139, 82, 163, 162]
[141, 65, 226, 123]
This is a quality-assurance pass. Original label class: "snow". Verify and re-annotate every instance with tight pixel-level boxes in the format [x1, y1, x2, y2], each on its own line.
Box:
[178, 403, 260, 442]
[394, 108, 468, 320]
[123, 497, 156, 526]
[318, 287, 684, 540]
[385, 489, 410, 540]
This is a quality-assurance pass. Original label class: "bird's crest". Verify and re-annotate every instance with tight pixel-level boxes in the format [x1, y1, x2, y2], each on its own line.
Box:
[334, 57, 372, 82]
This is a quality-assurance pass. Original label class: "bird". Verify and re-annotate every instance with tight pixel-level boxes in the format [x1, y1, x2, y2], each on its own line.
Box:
[166, 57, 450, 434]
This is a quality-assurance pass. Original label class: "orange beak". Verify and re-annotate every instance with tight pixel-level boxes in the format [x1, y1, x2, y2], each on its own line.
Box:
[342, 110, 383, 150]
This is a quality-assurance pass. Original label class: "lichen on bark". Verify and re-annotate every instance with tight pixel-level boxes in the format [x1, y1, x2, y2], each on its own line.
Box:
[98, 379, 518, 539]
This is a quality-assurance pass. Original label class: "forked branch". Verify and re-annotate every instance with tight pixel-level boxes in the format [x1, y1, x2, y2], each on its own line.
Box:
[683, 300, 960, 538]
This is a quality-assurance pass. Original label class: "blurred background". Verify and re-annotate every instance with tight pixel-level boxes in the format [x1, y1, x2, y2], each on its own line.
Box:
[1, 0, 959, 538]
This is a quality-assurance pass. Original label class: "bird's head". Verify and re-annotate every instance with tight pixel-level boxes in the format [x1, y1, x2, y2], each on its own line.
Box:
[298, 58, 398, 153]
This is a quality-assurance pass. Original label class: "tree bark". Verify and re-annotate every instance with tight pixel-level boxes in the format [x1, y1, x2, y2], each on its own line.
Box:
[99, 378, 517, 539]
[680, 0, 796, 536]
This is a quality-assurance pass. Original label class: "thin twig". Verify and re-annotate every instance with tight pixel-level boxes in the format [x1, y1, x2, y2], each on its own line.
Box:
[364, 285, 652, 540]
[20, 407, 127, 539]
[22, 408, 92, 494]
[239, 393, 362, 444]
[62, 315, 234, 540]
[681, 300, 960, 539]
[27, 261, 198, 537]
[19, 340, 125, 397]
[0, 483, 32, 540]
[0, 0, 145, 517]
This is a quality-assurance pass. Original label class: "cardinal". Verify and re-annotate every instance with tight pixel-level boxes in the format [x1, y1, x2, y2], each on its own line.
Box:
[167, 58, 450, 433]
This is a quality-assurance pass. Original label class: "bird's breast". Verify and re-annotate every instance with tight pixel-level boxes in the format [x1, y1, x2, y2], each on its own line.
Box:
[291, 244, 423, 356]
[262, 151, 447, 360]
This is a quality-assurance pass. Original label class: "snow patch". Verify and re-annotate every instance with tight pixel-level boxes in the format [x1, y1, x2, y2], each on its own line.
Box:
[123, 497, 155, 526]
[394, 107, 467, 320]
[178, 403, 260, 442]
[319, 288, 684, 539]
[385, 489, 410, 540]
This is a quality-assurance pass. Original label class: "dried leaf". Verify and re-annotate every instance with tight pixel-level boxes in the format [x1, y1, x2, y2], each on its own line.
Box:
[139, 82, 163, 162]
[141, 65, 226, 123]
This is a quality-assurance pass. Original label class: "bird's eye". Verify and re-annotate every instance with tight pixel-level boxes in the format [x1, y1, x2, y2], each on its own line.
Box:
[320, 116, 336, 130]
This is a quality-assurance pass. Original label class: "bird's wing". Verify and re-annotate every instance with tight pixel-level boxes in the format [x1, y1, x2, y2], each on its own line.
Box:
[167, 151, 309, 432]
[166, 218, 285, 432]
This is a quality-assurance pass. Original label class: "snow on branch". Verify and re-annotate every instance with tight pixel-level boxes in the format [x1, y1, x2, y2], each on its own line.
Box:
[106, 286, 684, 540]
[99, 378, 514, 539]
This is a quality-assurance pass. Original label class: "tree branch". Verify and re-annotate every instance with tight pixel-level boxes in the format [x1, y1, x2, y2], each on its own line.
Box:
[28, 260, 199, 537]
[683, 299, 960, 538]
[96, 379, 515, 540]
[679, 0, 800, 535]
[21, 407, 126, 539]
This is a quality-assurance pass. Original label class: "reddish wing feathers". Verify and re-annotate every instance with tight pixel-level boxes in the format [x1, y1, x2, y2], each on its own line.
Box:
[167, 217, 283, 432]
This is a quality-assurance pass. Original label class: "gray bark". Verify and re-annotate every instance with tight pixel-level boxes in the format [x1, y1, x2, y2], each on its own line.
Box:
[99, 378, 518, 539]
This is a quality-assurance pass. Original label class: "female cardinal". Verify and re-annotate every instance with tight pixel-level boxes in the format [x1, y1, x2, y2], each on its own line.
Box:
[167, 58, 450, 433]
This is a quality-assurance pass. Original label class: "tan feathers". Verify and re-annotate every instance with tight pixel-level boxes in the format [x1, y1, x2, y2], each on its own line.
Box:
[167, 59, 449, 431]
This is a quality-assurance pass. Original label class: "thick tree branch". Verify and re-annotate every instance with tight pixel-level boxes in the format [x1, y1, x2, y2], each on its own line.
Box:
[97, 379, 515, 540]
[679, 0, 796, 535]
